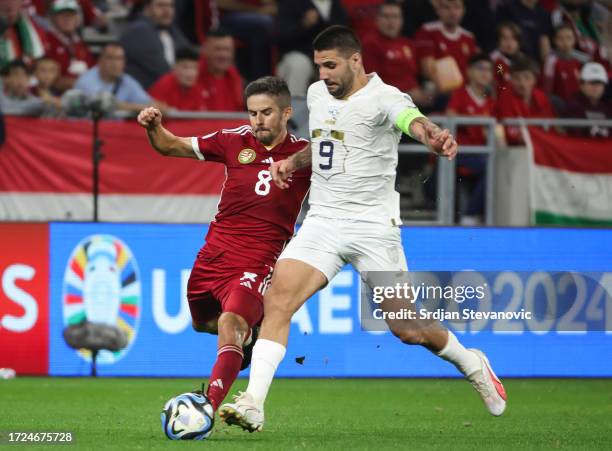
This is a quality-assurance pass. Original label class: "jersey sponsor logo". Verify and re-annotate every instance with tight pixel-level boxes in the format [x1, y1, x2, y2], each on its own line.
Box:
[238, 148, 257, 164]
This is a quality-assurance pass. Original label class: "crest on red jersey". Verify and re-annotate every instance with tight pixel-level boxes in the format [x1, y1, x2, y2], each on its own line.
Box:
[238, 148, 257, 164]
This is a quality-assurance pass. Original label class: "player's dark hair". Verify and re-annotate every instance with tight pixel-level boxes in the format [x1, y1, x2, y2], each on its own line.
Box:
[313, 25, 361, 57]
[245, 76, 291, 110]
[510, 55, 539, 75]
[468, 53, 492, 67]
[206, 27, 232, 39]
[175, 47, 200, 63]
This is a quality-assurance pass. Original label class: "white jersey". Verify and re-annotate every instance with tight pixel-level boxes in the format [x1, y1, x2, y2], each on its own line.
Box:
[306, 73, 416, 225]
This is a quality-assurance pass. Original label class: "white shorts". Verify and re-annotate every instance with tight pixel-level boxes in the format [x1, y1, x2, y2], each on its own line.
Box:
[279, 215, 408, 283]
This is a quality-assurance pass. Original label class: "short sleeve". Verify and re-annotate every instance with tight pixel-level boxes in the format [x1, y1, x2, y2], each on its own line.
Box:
[190, 130, 227, 163]
[378, 85, 417, 125]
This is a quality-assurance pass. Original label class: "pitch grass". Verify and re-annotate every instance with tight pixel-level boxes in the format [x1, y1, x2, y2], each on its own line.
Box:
[1, 378, 611, 450]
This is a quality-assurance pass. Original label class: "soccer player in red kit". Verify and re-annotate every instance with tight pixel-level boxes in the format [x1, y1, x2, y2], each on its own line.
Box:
[137, 76, 310, 412]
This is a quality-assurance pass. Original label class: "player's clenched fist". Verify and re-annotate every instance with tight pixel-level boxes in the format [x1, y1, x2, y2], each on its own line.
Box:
[137, 107, 162, 129]
[426, 124, 458, 161]
[270, 159, 296, 190]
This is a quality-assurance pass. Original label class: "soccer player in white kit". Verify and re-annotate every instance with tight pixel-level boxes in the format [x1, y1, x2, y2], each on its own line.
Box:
[220, 25, 507, 432]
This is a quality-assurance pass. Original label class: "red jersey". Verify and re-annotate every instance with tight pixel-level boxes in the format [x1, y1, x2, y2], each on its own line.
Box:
[414, 21, 478, 77]
[198, 59, 244, 111]
[495, 88, 555, 145]
[490, 49, 513, 93]
[193, 125, 311, 264]
[542, 53, 581, 103]
[149, 72, 208, 111]
[46, 26, 95, 79]
[361, 32, 418, 93]
[447, 86, 495, 145]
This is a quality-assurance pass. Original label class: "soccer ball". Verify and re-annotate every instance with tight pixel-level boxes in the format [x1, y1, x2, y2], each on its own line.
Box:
[161, 392, 214, 440]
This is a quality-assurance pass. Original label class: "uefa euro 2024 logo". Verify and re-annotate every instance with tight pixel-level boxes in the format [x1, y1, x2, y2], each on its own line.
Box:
[62, 235, 141, 364]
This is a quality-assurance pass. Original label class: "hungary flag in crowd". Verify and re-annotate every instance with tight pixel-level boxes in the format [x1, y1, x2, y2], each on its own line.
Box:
[528, 128, 612, 226]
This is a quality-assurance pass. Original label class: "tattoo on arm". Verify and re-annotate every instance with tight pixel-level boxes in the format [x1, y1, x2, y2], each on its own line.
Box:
[409, 117, 441, 145]
[290, 143, 312, 170]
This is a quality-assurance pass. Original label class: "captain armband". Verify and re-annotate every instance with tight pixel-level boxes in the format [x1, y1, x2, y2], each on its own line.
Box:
[395, 108, 427, 139]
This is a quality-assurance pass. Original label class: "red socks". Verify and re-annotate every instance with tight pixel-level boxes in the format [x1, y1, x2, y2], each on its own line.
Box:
[206, 344, 243, 411]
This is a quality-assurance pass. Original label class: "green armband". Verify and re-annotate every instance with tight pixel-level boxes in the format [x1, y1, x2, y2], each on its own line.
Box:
[395, 108, 427, 138]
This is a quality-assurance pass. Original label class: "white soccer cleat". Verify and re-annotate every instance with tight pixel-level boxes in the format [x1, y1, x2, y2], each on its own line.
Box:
[466, 349, 507, 416]
[218, 391, 264, 432]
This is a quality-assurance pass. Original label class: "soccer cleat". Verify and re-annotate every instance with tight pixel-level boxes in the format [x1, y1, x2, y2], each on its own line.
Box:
[466, 349, 507, 416]
[240, 327, 259, 371]
[218, 391, 264, 432]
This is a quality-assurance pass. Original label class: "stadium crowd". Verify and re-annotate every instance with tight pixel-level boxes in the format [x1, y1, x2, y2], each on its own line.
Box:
[0, 0, 611, 222]
[0, 0, 609, 124]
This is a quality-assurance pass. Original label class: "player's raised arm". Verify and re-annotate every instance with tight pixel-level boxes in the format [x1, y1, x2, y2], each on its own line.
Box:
[137, 107, 196, 158]
[408, 116, 458, 160]
[269, 142, 311, 189]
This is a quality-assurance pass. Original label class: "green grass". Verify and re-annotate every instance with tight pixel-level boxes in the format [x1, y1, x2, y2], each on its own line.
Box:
[1, 378, 611, 450]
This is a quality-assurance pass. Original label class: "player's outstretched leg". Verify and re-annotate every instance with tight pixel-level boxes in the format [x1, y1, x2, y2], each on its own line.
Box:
[219, 259, 326, 432]
[205, 312, 250, 412]
[386, 312, 507, 416]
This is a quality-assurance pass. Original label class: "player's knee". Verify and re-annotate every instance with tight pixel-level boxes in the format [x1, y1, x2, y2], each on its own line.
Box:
[263, 294, 294, 321]
[390, 326, 425, 346]
[218, 312, 249, 343]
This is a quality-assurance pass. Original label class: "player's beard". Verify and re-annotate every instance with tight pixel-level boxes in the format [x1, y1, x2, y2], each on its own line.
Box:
[256, 128, 276, 146]
[326, 69, 355, 99]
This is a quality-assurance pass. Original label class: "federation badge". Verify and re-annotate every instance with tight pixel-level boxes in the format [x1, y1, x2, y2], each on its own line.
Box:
[238, 148, 257, 164]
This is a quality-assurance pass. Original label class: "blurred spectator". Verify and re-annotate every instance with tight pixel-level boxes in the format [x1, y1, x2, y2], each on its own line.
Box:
[495, 55, 555, 145]
[276, 0, 348, 96]
[197, 28, 243, 111]
[490, 21, 522, 92]
[0, 110, 4, 146]
[495, 0, 553, 63]
[174, 0, 219, 44]
[120, 0, 190, 89]
[362, 0, 431, 106]
[447, 54, 495, 144]
[149, 47, 208, 110]
[0, 59, 51, 115]
[543, 23, 588, 111]
[447, 53, 495, 224]
[74, 42, 157, 113]
[26, 0, 108, 28]
[217, 0, 276, 82]
[562, 61, 611, 136]
[46, 0, 95, 93]
[414, 0, 478, 92]
[551, 0, 610, 66]
[0, 0, 48, 67]
[31, 56, 61, 99]
[342, 0, 381, 39]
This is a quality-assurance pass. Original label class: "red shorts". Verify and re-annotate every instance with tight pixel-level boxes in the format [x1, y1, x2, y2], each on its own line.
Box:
[187, 243, 273, 328]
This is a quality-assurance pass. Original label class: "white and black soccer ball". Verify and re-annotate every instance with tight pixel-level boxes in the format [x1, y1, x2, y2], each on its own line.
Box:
[161, 392, 214, 440]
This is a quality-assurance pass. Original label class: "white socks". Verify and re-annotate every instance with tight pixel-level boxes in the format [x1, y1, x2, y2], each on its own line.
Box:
[437, 330, 481, 376]
[246, 339, 286, 406]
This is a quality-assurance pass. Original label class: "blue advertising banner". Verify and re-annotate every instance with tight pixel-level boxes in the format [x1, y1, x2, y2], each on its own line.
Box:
[49, 224, 612, 377]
